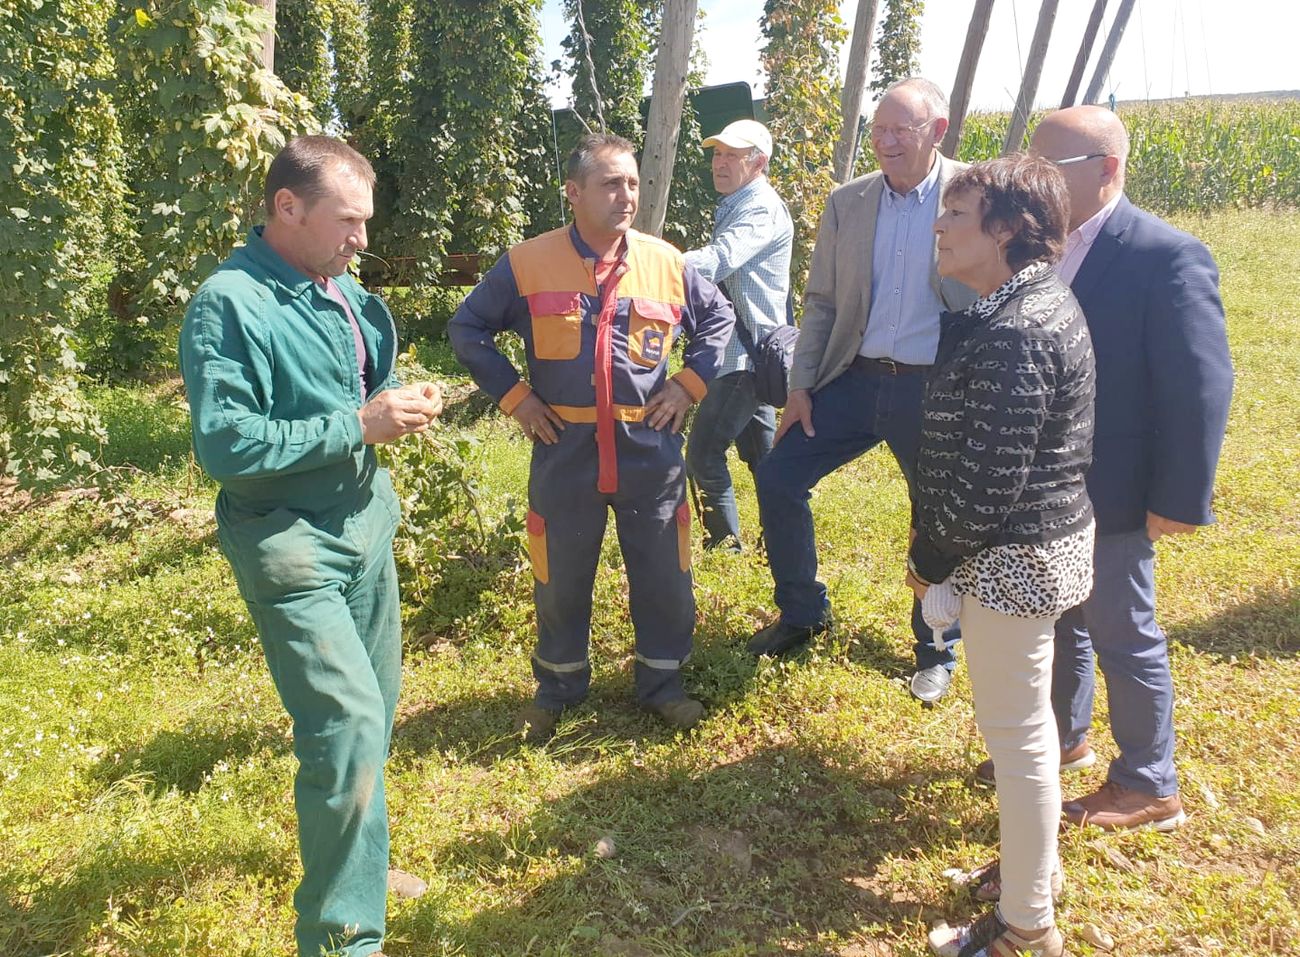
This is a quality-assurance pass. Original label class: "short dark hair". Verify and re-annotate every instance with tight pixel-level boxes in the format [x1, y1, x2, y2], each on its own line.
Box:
[264, 135, 376, 215]
[944, 154, 1069, 271]
[565, 132, 636, 184]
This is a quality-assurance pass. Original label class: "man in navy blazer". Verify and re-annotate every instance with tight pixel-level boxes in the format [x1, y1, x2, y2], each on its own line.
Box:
[1000, 106, 1234, 831]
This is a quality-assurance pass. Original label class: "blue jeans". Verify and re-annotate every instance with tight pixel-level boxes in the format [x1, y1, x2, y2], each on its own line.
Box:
[685, 370, 776, 547]
[1052, 529, 1178, 797]
[754, 365, 960, 671]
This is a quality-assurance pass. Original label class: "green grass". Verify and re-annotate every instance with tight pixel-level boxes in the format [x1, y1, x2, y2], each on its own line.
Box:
[2, 209, 1298, 956]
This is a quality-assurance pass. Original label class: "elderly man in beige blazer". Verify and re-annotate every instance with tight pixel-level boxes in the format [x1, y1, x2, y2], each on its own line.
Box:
[748, 77, 976, 704]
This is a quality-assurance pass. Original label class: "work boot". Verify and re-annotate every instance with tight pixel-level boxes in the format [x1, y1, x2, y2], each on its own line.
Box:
[514, 703, 561, 745]
[644, 695, 705, 730]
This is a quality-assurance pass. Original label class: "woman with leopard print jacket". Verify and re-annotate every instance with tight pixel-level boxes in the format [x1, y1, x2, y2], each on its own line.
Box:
[906, 156, 1095, 957]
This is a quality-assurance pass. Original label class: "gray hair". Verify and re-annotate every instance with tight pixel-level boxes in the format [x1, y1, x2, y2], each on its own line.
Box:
[566, 132, 637, 184]
[884, 76, 950, 122]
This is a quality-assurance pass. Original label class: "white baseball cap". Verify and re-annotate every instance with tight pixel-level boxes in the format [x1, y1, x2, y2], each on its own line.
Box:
[702, 119, 774, 158]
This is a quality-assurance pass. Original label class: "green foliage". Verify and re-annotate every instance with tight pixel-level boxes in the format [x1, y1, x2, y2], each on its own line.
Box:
[760, 0, 845, 301]
[384, 283, 469, 346]
[376, 350, 525, 612]
[952, 100, 1300, 215]
[387, 0, 548, 283]
[345, 0, 409, 247]
[0, 0, 123, 487]
[1123, 99, 1300, 214]
[869, 0, 923, 100]
[325, 0, 369, 132]
[274, 0, 335, 127]
[515, 52, 568, 237]
[111, 0, 319, 372]
[660, 16, 715, 253]
[561, 0, 658, 142]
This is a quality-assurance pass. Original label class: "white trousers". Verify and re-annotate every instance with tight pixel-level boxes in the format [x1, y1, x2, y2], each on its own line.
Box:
[961, 595, 1061, 931]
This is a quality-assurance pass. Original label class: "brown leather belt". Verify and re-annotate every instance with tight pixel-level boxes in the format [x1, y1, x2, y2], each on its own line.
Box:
[851, 355, 929, 375]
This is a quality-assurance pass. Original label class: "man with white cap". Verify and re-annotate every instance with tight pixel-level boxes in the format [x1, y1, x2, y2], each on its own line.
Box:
[684, 119, 794, 551]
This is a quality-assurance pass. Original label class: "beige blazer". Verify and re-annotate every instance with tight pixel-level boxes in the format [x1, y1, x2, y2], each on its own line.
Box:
[788, 152, 976, 394]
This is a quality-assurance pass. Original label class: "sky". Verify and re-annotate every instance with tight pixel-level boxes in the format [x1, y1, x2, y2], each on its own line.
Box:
[538, 0, 1299, 112]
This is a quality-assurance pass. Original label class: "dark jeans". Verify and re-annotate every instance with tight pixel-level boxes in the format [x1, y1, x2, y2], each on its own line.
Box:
[754, 364, 960, 671]
[685, 370, 776, 547]
[1053, 529, 1178, 797]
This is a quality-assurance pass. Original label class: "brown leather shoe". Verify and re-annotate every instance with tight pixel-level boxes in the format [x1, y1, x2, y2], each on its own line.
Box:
[1063, 779, 1186, 832]
[975, 738, 1096, 786]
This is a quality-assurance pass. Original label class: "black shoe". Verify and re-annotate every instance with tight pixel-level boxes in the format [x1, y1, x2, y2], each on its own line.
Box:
[746, 619, 826, 657]
[909, 664, 952, 704]
[704, 534, 744, 554]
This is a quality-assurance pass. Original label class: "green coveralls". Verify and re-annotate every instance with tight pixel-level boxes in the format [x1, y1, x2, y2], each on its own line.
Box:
[180, 227, 403, 957]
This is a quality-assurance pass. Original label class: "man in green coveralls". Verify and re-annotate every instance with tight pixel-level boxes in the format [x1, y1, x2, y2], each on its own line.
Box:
[180, 135, 440, 956]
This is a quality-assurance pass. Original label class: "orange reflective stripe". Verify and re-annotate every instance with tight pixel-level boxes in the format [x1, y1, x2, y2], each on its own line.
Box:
[550, 403, 647, 423]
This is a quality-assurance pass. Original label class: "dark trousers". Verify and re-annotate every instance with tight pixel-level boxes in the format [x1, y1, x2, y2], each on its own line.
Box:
[526, 423, 696, 709]
[754, 364, 960, 670]
[1052, 529, 1178, 797]
[685, 370, 776, 547]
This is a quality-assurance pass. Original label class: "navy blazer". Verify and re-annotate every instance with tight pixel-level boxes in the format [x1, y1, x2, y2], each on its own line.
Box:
[1070, 196, 1234, 534]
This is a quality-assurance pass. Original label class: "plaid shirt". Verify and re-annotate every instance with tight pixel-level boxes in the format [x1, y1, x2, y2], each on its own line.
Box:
[685, 176, 793, 376]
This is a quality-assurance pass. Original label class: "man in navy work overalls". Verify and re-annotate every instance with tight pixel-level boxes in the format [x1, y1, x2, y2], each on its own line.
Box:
[449, 133, 735, 742]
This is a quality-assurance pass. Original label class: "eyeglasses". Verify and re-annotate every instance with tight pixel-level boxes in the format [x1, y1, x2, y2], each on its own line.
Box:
[869, 119, 935, 141]
[1045, 153, 1107, 167]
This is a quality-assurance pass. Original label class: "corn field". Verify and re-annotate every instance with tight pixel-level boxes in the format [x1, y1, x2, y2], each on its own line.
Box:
[952, 98, 1300, 214]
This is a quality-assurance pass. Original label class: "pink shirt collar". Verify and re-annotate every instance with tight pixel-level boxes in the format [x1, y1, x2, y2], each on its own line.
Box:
[1057, 193, 1122, 285]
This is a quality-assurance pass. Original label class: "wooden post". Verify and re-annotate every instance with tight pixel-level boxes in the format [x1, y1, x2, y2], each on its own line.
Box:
[255, 0, 276, 70]
[634, 0, 699, 237]
[832, 0, 880, 183]
[941, 0, 996, 158]
[1061, 0, 1108, 107]
[1002, 0, 1059, 154]
[1083, 0, 1136, 105]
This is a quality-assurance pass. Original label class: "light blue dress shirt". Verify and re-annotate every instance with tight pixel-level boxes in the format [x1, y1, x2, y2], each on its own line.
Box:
[859, 158, 946, 365]
[685, 176, 794, 376]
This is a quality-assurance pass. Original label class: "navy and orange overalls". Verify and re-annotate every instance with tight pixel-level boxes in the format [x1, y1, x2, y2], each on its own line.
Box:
[449, 225, 735, 707]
